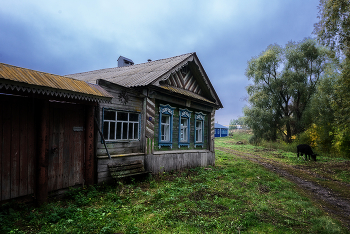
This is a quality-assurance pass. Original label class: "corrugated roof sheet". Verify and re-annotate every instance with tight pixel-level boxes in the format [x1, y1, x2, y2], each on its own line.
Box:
[0, 63, 112, 102]
[67, 53, 194, 87]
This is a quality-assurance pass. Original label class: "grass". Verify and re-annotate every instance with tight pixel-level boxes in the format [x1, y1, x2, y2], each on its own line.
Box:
[1, 135, 349, 233]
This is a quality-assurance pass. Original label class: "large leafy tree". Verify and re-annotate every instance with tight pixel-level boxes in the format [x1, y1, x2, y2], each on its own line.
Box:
[314, 0, 350, 156]
[314, 0, 350, 56]
[244, 39, 333, 142]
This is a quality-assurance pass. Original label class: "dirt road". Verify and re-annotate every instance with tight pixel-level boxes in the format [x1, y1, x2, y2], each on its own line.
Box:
[216, 146, 350, 230]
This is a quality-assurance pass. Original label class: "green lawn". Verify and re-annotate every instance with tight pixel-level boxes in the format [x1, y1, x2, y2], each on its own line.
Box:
[1, 137, 348, 233]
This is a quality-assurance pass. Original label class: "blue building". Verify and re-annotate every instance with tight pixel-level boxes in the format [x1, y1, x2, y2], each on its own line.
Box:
[214, 123, 229, 137]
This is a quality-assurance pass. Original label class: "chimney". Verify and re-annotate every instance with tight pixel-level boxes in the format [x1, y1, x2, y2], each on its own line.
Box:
[117, 56, 134, 67]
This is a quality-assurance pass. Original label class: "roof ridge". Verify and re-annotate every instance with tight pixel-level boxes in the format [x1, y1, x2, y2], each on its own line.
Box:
[66, 52, 194, 76]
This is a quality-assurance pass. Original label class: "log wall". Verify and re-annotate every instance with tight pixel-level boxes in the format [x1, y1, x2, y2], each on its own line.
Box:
[96, 80, 145, 156]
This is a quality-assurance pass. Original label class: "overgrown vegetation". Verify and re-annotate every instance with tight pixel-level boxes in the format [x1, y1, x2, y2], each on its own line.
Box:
[1, 135, 349, 233]
[239, 0, 350, 158]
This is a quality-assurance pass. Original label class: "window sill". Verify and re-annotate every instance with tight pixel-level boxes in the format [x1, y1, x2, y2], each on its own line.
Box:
[103, 139, 140, 143]
[159, 142, 173, 149]
[194, 143, 204, 148]
[97, 152, 145, 159]
[153, 149, 210, 155]
[178, 143, 190, 148]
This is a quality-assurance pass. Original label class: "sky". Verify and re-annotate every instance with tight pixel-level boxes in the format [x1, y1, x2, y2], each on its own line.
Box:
[0, 0, 321, 126]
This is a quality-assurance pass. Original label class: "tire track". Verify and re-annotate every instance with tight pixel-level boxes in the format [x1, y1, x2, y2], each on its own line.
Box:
[216, 146, 350, 230]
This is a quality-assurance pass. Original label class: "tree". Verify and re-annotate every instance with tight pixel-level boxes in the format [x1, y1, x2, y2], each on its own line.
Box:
[244, 39, 334, 142]
[314, 0, 350, 156]
[314, 0, 350, 56]
[229, 117, 246, 130]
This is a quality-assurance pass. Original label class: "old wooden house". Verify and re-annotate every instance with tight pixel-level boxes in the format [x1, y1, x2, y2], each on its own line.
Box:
[68, 53, 223, 183]
[0, 63, 112, 203]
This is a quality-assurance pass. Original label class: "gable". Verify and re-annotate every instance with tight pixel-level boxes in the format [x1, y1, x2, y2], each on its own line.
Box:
[162, 67, 202, 95]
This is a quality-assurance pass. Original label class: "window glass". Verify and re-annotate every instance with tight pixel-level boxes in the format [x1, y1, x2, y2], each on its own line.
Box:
[116, 122, 122, 139]
[161, 115, 170, 141]
[196, 120, 203, 142]
[134, 123, 139, 139]
[103, 109, 140, 141]
[122, 122, 128, 139]
[117, 112, 128, 121]
[128, 123, 133, 139]
[180, 118, 188, 142]
[129, 113, 138, 122]
[110, 122, 116, 140]
[104, 111, 116, 120]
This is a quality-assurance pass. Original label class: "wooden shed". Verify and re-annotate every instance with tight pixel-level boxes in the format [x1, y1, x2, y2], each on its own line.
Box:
[0, 63, 112, 204]
[68, 53, 223, 183]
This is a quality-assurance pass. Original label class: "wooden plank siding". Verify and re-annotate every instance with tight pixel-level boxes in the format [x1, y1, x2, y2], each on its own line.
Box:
[0, 93, 94, 202]
[0, 95, 37, 201]
[47, 103, 86, 192]
[97, 155, 145, 183]
[95, 81, 145, 157]
[145, 150, 214, 174]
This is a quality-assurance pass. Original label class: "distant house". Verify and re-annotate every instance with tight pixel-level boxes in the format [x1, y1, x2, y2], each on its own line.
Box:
[68, 52, 223, 183]
[0, 63, 112, 204]
[214, 123, 228, 137]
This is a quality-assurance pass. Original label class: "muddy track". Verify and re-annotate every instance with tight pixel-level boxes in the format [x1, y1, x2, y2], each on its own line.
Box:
[216, 146, 350, 230]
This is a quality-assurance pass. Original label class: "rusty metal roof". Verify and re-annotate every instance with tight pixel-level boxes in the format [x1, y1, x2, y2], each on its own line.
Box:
[0, 63, 112, 102]
[67, 53, 194, 87]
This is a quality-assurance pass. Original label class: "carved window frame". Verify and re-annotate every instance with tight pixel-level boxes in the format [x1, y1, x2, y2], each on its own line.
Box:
[195, 112, 206, 148]
[158, 104, 175, 149]
[178, 108, 192, 148]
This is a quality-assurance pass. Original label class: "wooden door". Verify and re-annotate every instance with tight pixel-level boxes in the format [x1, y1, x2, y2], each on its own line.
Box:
[48, 103, 85, 192]
[0, 95, 36, 201]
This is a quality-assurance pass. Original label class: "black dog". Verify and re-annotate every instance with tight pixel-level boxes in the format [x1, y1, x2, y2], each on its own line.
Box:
[297, 144, 317, 161]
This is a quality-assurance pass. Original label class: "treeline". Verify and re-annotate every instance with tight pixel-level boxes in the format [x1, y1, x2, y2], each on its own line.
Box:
[239, 0, 350, 158]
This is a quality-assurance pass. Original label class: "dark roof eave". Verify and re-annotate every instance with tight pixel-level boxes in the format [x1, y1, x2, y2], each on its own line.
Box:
[150, 85, 222, 109]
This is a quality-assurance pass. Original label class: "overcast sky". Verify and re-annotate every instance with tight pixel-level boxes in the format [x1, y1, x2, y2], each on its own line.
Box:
[0, 0, 320, 125]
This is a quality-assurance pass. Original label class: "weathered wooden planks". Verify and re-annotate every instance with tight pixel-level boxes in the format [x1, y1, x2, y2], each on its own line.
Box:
[145, 150, 214, 174]
[108, 160, 148, 179]
[0, 95, 37, 201]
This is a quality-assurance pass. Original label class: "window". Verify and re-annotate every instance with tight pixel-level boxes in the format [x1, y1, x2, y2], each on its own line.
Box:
[103, 109, 140, 141]
[161, 115, 170, 141]
[158, 104, 175, 149]
[195, 112, 206, 148]
[178, 108, 192, 148]
[180, 118, 188, 141]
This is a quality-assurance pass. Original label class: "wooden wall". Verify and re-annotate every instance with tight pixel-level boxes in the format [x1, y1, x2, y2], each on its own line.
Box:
[0, 95, 37, 201]
[96, 155, 145, 183]
[96, 80, 145, 156]
[145, 150, 214, 174]
[0, 93, 94, 202]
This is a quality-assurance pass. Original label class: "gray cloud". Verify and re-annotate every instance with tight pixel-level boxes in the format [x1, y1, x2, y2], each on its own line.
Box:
[0, 0, 320, 125]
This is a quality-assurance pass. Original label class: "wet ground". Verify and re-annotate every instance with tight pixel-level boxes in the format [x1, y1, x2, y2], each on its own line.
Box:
[217, 146, 350, 230]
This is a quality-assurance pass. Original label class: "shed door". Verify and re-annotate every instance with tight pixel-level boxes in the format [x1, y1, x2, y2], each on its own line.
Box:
[48, 103, 85, 192]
